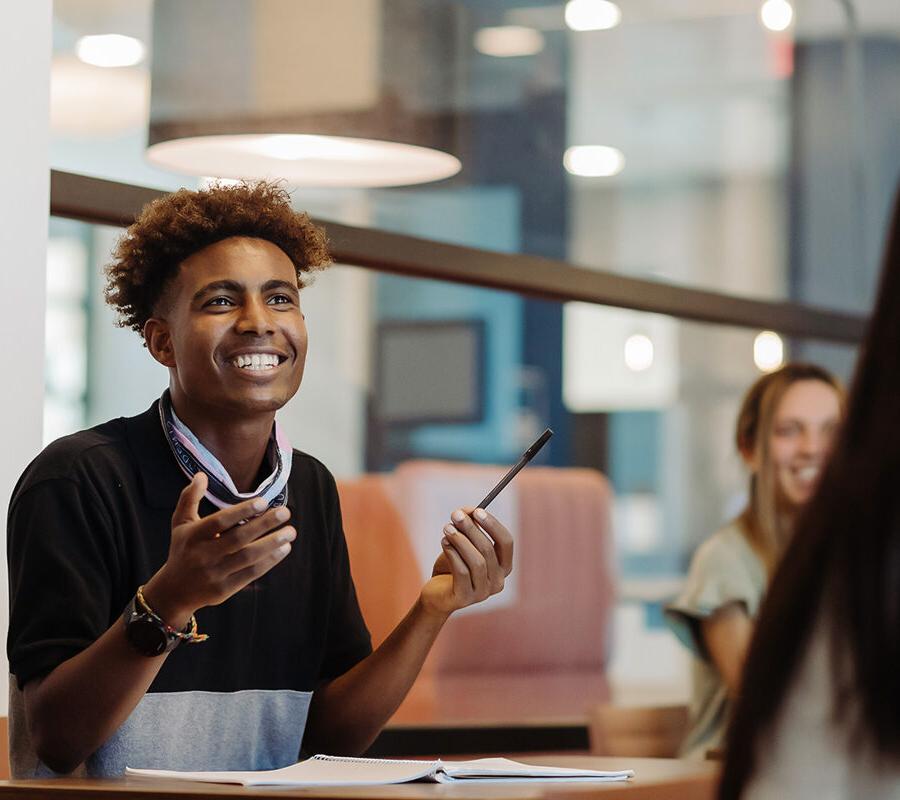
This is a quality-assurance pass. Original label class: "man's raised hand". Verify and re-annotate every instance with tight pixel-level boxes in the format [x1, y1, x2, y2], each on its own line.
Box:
[421, 506, 513, 618]
[142, 472, 296, 628]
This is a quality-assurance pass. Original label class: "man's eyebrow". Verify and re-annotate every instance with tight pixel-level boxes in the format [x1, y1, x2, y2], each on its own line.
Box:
[191, 279, 300, 302]
[192, 280, 243, 302]
[261, 279, 300, 296]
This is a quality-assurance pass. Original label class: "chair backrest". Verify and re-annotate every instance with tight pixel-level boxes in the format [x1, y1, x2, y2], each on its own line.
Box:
[392, 462, 616, 674]
[336, 475, 423, 648]
[337, 462, 618, 723]
[341, 461, 616, 673]
[336, 475, 439, 721]
[589, 704, 689, 758]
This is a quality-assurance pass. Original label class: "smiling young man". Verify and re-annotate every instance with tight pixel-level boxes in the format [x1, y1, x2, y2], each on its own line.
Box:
[6, 183, 513, 778]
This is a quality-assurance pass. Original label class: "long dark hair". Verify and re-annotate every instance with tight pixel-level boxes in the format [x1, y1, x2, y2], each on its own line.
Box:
[719, 188, 900, 798]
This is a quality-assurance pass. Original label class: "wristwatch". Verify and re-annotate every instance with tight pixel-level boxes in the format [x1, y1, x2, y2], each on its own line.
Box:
[122, 586, 207, 657]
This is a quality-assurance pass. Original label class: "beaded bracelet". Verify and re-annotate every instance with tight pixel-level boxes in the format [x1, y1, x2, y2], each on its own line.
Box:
[136, 585, 209, 644]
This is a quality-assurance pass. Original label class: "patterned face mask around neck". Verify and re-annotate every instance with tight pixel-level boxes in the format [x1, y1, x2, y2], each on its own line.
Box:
[158, 390, 292, 509]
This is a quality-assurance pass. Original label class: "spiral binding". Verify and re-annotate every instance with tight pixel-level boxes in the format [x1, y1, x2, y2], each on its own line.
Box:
[312, 754, 436, 767]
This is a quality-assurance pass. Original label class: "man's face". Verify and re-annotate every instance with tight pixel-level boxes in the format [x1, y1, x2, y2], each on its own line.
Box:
[147, 236, 308, 418]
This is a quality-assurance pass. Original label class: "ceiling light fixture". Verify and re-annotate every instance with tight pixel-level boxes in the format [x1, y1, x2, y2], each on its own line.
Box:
[563, 145, 625, 177]
[753, 331, 785, 372]
[148, 135, 461, 189]
[474, 26, 545, 58]
[146, 0, 462, 188]
[76, 34, 146, 68]
[564, 0, 622, 32]
[624, 334, 654, 372]
[759, 0, 794, 32]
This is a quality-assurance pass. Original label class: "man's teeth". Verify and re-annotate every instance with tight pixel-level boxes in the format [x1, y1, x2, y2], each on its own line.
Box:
[232, 353, 280, 370]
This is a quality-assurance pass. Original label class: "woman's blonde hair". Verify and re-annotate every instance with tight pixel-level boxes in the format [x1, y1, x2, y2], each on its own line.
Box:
[735, 363, 843, 573]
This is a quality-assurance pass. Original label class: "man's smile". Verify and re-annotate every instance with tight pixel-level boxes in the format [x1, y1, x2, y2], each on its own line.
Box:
[226, 350, 290, 372]
[223, 349, 293, 381]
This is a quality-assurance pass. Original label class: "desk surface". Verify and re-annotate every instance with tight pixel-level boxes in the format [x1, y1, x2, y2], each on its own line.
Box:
[0, 757, 717, 800]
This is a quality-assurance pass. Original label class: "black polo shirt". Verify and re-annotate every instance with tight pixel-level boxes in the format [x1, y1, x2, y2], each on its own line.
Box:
[6, 401, 372, 777]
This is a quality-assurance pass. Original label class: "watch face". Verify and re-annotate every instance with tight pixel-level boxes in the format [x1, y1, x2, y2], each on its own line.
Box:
[126, 615, 170, 656]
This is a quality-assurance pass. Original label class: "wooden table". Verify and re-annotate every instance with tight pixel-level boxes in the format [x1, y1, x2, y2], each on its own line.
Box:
[0, 757, 717, 800]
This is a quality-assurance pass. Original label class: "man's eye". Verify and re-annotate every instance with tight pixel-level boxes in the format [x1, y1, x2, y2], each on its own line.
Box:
[268, 294, 292, 305]
[206, 297, 234, 307]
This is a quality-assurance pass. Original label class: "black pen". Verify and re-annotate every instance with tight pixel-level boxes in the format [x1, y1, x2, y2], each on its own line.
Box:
[477, 428, 554, 510]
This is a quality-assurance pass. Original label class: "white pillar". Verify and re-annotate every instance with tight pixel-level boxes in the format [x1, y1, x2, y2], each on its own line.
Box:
[0, 1, 52, 713]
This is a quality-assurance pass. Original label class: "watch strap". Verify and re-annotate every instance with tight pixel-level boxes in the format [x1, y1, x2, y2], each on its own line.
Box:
[135, 585, 208, 644]
[122, 586, 209, 657]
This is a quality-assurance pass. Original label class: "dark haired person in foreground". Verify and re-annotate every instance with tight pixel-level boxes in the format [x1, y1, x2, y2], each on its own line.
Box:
[6, 183, 513, 778]
[719, 189, 900, 798]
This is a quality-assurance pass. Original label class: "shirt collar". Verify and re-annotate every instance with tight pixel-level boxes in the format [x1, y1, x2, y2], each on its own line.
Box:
[124, 400, 190, 509]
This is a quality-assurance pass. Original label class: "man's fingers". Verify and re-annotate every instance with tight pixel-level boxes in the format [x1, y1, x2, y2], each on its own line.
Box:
[455, 506, 514, 577]
[224, 537, 293, 594]
[171, 472, 207, 527]
[469, 507, 514, 576]
[442, 524, 487, 594]
[222, 525, 296, 574]
[450, 509, 501, 575]
[217, 506, 293, 553]
[439, 537, 471, 593]
[189, 496, 271, 540]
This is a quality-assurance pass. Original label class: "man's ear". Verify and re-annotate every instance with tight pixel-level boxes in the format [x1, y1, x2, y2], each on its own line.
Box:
[144, 318, 176, 368]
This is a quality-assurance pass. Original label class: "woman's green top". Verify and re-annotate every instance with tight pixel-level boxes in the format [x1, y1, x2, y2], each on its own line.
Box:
[665, 521, 767, 760]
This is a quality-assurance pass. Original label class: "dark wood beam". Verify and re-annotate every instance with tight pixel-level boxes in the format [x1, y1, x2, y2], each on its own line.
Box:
[50, 170, 867, 344]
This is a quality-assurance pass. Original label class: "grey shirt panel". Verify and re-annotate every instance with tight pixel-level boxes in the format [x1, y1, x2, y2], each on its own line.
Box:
[9, 683, 311, 778]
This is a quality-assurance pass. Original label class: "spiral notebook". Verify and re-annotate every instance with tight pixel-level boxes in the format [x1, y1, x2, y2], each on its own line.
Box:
[125, 754, 635, 786]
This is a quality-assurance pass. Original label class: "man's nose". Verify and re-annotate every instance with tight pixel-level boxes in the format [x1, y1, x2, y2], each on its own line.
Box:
[235, 297, 275, 335]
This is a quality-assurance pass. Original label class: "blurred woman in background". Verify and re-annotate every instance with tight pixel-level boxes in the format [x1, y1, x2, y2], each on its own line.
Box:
[719, 194, 900, 798]
[666, 362, 843, 759]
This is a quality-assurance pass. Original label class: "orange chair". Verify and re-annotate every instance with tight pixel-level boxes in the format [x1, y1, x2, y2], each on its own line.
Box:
[337, 475, 423, 647]
[336, 475, 438, 719]
[338, 462, 616, 725]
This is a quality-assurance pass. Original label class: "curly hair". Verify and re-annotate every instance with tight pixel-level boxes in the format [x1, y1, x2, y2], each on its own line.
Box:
[104, 181, 331, 339]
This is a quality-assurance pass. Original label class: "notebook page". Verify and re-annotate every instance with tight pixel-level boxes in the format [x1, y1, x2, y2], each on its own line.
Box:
[126, 756, 441, 786]
[438, 757, 635, 782]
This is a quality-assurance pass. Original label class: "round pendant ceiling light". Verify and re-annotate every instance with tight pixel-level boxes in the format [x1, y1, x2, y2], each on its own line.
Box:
[146, 0, 462, 188]
[147, 134, 461, 189]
